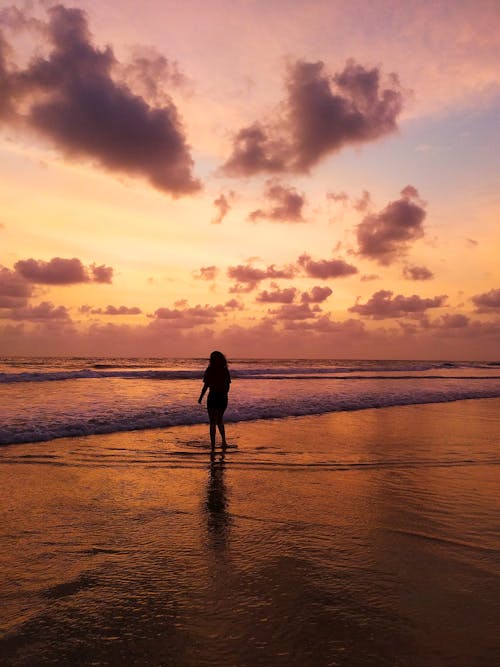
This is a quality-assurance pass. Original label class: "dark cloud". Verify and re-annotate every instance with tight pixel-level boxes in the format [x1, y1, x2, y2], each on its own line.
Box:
[153, 304, 219, 328]
[0, 301, 70, 320]
[0, 5, 199, 195]
[194, 265, 219, 281]
[220, 59, 403, 176]
[211, 192, 234, 224]
[471, 288, 500, 312]
[425, 314, 470, 329]
[0, 266, 33, 308]
[87, 305, 142, 315]
[349, 289, 447, 319]
[403, 265, 434, 281]
[14, 257, 113, 285]
[356, 187, 426, 264]
[298, 253, 358, 279]
[227, 263, 296, 292]
[301, 286, 333, 303]
[256, 286, 297, 303]
[248, 180, 306, 223]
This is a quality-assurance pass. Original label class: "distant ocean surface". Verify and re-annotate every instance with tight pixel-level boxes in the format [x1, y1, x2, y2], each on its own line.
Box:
[1, 357, 500, 445]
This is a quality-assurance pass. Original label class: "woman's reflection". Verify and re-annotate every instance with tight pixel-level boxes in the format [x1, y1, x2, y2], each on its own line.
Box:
[205, 451, 231, 553]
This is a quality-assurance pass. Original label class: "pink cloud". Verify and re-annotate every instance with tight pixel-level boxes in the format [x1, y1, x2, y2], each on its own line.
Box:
[248, 180, 306, 223]
[471, 288, 500, 312]
[194, 266, 219, 281]
[0, 301, 70, 321]
[349, 289, 447, 319]
[0, 5, 199, 195]
[256, 286, 297, 303]
[356, 187, 426, 265]
[87, 305, 142, 315]
[227, 263, 296, 292]
[298, 253, 358, 279]
[14, 258, 114, 285]
[403, 265, 434, 281]
[211, 192, 234, 225]
[0, 267, 33, 308]
[301, 286, 333, 303]
[220, 59, 403, 176]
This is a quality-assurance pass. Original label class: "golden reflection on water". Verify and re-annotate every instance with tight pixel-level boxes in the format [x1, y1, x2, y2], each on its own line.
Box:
[0, 399, 499, 665]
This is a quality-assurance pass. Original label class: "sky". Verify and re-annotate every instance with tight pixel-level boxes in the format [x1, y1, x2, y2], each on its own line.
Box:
[0, 0, 499, 359]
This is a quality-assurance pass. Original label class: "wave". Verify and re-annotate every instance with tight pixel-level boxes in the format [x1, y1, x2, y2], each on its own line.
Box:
[1, 363, 499, 384]
[2, 385, 500, 445]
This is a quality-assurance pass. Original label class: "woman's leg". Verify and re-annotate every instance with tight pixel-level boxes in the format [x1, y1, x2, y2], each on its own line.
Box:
[216, 413, 227, 446]
[208, 409, 217, 448]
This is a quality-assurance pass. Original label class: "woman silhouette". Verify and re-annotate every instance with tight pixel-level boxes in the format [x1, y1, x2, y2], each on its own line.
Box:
[198, 351, 231, 449]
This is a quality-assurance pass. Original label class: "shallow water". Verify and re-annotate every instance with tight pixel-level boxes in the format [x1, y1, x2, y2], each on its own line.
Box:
[1, 399, 499, 665]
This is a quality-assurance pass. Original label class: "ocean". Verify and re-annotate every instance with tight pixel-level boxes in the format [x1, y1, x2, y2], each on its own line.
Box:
[1, 358, 499, 664]
[1, 357, 500, 446]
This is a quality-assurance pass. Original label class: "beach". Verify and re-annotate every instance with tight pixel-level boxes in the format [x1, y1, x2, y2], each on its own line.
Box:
[1, 397, 499, 666]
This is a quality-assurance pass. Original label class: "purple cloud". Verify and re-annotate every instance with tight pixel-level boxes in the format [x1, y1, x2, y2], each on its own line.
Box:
[403, 265, 434, 281]
[0, 267, 33, 308]
[88, 305, 142, 315]
[0, 301, 70, 321]
[349, 289, 447, 319]
[194, 266, 219, 281]
[301, 286, 333, 303]
[220, 59, 403, 176]
[471, 288, 500, 312]
[14, 257, 113, 285]
[0, 5, 199, 195]
[256, 286, 297, 303]
[249, 180, 306, 223]
[227, 263, 296, 292]
[298, 254, 358, 279]
[211, 192, 234, 225]
[357, 187, 426, 265]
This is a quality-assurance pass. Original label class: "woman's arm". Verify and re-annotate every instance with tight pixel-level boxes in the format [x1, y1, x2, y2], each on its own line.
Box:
[198, 383, 208, 404]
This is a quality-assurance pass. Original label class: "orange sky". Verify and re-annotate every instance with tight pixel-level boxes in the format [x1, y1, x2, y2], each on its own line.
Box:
[1, 0, 499, 358]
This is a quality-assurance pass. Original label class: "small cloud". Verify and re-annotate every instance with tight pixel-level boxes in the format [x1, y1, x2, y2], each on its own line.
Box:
[0, 301, 70, 321]
[298, 253, 358, 279]
[349, 289, 447, 319]
[356, 186, 426, 265]
[194, 266, 219, 281]
[403, 265, 434, 281]
[87, 305, 142, 315]
[227, 262, 296, 292]
[248, 180, 306, 223]
[14, 257, 114, 285]
[256, 286, 297, 304]
[301, 286, 333, 303]
[211, 191, 235, 225]
[466, 238, 478, 247]
[360, 274, 379, 282]
[471, 288, 500, 312]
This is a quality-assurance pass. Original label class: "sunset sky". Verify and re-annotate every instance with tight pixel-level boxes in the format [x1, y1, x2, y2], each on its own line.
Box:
[1, 0, 499, 358]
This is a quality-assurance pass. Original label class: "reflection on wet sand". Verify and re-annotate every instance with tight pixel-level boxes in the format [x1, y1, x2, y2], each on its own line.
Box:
[204, 450, 231, 554]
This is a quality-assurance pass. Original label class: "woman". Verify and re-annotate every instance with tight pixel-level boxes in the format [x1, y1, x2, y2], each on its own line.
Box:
[198, 351, 231, 449]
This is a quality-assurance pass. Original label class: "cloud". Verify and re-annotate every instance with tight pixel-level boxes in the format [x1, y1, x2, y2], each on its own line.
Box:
[403, 265, 434, 281]
[194, 265, 219, 281]
[90, 264, 114, 284]
[268, 303, 319, 321]
[227, 263, 296, 292]
[85, 305, 142, 315]
[153, 304, 220, 328]
[0, 4, 199, 195]
[360, 274, 379, 282]
[298, 253, 358, 279]
[211, 192, 234, 224]
[356, 187, 426, 265]
[424, 314, 470, 329]
[0, 266, 33, 308]
[220, 59, 403, 176]
[14, 257, 114, 285]
[248, 180, 306, 223]
[471, 288, 500, 312]
[349, 289, 447, 319]
[301, 286, 333, 303]
[0, 301, 70, 321]
[256, 286, 297, 303]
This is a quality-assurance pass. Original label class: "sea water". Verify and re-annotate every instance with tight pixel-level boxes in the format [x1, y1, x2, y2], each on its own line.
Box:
[1, 357, 500, 445]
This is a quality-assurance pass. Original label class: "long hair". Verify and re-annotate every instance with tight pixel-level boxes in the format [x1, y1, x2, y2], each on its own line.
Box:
[209, 350, 227, 368]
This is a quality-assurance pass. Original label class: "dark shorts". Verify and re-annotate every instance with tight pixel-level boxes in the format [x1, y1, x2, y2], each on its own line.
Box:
[207, 390, 228, 412]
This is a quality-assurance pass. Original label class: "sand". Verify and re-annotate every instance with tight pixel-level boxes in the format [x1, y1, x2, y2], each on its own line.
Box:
[1, 398, 499, 666]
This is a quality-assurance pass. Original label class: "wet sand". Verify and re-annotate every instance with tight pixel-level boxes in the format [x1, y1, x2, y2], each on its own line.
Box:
[1, 399, 499, 665]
